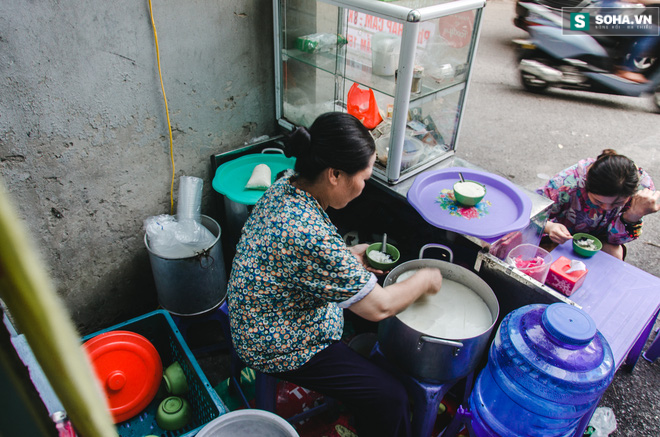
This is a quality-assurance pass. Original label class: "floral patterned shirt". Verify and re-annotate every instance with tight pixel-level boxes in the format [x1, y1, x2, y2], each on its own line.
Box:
[227, 174, 377, 373]
[536, 158, 655, 244]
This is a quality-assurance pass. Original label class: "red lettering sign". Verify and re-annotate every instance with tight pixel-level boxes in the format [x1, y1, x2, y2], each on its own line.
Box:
[438, 11, 474, 48]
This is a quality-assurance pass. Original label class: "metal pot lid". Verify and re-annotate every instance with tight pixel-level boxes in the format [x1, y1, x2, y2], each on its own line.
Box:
[212, 154, 296, 205]
[83, 330, 163, 423]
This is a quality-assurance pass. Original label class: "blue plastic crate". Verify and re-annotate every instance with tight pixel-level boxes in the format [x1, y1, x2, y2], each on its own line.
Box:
[83, 309, 227, 437]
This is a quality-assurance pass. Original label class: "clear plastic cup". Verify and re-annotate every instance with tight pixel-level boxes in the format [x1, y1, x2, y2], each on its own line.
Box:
[177, 176, 203, 222]
[507, 243, 552, 283]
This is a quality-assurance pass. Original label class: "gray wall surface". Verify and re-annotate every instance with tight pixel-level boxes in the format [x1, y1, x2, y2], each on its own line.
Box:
[0, 0, 276, 334]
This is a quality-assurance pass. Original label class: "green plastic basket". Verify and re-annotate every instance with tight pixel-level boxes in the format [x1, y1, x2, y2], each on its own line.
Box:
[82, 310, 227, 437]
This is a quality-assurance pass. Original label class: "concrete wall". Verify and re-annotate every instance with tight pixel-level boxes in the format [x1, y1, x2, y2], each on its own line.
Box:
[0, 0, 276, 334]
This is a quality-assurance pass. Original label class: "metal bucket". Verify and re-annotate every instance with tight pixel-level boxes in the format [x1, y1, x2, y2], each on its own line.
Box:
[196, 410, 299, 437]
[144, 215, 227, 316]
[378, 244, 499, 383]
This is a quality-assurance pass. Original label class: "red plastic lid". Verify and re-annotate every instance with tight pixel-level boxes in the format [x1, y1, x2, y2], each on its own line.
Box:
[83, 330, 163, 423]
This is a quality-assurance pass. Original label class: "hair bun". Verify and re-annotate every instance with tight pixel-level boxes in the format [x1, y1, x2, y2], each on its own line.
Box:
[597, 149, 618, 160]
[284, 126, 312, 158]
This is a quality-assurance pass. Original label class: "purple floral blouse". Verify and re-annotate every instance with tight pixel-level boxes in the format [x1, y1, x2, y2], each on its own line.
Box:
[227, 173, 377, 373]
[536, 158, 655, 244]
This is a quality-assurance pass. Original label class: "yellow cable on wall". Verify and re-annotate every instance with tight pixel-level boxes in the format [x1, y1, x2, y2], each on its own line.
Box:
[148, 0, 176, 214]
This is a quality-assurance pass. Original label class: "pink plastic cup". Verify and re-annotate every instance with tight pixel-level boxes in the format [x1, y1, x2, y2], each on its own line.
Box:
[507, 244, 553, 283]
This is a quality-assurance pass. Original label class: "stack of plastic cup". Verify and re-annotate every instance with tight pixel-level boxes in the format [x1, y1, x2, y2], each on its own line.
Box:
[177, 176, 203, 223]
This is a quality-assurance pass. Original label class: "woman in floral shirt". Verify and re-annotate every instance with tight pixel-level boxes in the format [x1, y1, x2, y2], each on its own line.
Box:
[227, 112, 442, 437]
[537, 149, 659, 259]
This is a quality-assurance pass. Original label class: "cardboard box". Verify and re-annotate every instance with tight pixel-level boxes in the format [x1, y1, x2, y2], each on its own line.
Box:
[545, 256, 588, 296]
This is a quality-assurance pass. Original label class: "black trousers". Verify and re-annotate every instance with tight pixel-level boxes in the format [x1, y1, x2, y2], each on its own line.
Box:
[271, 341, 411, 437]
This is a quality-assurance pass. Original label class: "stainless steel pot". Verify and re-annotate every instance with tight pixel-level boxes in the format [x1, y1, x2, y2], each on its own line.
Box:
[145, 215, 227, 316]
[378, 244, 499, 382]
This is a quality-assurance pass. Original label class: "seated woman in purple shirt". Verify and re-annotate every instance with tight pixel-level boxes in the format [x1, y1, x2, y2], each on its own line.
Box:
[537, 149, 659, 260]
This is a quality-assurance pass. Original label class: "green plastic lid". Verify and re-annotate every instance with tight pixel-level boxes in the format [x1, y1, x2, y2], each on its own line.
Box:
[212, 154, 296, 205]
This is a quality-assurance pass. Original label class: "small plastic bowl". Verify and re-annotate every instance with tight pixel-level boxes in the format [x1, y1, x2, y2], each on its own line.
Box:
[156, 396, 191, 431]
[163, 361, 189, 395]
[572, 233, 602, 258]
[453, 180, 486, 206]
[366, 243, 400, 270]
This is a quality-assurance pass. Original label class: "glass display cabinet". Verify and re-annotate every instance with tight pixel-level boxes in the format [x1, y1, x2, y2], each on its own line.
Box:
[273, 0, 486, 184]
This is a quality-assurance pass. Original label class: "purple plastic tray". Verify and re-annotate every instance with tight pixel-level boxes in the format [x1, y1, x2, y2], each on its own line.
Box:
[407, 167, 532, 241]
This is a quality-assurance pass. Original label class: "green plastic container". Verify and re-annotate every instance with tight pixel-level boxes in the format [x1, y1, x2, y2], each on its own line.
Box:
[366, 243, 400, 270]
[453, 180, 486, 206]
[573, 233, 602, 258]
[212, 153, 296, 206]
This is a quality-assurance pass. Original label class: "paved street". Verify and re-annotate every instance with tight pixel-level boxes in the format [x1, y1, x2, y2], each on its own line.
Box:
[198, 3, 659, 435]
[459, 1, 660, 435]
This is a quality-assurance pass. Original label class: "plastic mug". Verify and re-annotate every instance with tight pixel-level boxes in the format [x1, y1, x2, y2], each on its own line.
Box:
[163, 361, 189, 395]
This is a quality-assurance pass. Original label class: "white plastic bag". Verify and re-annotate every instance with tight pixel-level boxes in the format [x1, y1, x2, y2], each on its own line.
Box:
[589, 407, 617, 437]
[144, 214, 215, 259]
[245, 164, 272, 190]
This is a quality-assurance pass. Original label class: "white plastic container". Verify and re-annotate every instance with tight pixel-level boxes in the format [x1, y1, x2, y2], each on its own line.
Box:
[376, 135, 424, 171]
[371, 32, 400, 76]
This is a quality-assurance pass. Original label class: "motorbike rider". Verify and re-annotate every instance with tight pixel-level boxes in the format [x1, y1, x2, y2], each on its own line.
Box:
[605, 0, 660, 83]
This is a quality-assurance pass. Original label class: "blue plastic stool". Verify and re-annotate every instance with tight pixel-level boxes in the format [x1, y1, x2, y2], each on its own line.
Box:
[370, 342, 474, 437]
[170, 304, 229, 355]
[643, 328, 660, 362]
[441, 405, 477, 437]
[215, 301, 337, 425]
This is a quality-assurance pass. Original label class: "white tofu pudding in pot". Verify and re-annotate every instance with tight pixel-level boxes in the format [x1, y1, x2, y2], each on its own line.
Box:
[378, 244, 499, 382]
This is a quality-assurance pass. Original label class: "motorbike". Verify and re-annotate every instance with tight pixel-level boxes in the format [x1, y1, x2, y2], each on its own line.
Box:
[514, 0, 598, 32]
[514, 2, 660, 111]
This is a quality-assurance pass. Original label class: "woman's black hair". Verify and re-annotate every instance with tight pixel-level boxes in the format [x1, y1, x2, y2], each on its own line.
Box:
[283, 112, 376, 181]
[585, 149, 639, 198]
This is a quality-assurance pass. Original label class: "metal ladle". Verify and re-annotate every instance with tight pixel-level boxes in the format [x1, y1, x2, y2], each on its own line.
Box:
[381, 233, 388, 252]
[459, 172, 466, 183]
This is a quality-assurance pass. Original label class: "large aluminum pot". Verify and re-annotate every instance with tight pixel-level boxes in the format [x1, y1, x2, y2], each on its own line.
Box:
[145, 215, 227, 316]
[378, 244, 499, 383]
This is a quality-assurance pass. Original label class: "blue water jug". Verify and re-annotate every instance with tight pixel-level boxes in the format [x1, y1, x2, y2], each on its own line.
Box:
[469, 303, 614, 437]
